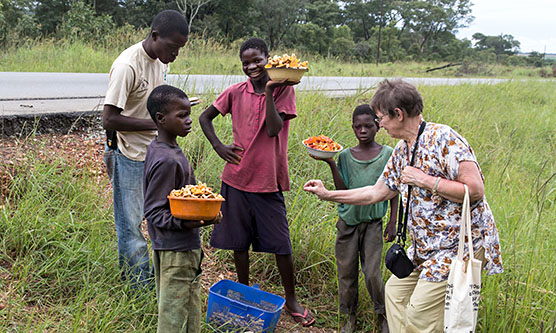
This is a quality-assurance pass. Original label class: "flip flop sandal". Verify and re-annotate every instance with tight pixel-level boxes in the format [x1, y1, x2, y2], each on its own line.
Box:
[285, 307, 315, 327]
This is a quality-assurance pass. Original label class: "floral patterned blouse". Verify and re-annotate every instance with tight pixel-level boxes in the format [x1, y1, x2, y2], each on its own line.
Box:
[381, 121, 503, 282]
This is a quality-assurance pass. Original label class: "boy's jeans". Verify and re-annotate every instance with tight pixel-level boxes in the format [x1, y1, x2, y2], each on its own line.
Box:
[104, 146, 151, 287]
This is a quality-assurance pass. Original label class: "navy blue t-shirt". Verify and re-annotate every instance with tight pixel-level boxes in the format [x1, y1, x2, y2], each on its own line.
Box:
[143, 139, 200, 251]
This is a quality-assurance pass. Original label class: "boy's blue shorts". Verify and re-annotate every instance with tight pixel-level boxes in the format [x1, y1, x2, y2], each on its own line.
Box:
[210, 182, 292, 255]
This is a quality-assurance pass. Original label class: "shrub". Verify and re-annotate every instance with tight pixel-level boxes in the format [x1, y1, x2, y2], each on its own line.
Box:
[57, 0, 115, 46]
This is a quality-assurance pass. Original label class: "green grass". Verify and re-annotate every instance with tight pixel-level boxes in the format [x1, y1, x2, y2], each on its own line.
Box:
[1, 34, 554, 79]
[1, 81, 555, 332]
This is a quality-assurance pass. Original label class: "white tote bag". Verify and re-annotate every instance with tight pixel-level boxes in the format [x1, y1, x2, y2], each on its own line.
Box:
[444, 185, 482, 333]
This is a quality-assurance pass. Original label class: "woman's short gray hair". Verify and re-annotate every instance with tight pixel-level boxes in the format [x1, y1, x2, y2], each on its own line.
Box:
[370, 79, 423, 118]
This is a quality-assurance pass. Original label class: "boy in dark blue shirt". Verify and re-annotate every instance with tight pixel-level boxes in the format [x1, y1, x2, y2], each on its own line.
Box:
[143, 85, 221, 332]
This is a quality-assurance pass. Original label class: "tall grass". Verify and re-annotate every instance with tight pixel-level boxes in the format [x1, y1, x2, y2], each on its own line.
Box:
[1, 33, 554, 78]
[0, 139, 158, 331]
[1, 81, 555, 331]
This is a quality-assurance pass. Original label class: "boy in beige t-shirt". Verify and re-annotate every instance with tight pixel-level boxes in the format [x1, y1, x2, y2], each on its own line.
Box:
[102, 10, 188, 288]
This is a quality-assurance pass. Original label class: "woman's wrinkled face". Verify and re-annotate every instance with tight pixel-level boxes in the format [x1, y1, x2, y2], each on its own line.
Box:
[376, 109, 401, 139]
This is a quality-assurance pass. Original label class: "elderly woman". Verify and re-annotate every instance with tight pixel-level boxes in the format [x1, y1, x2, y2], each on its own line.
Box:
[304, 79, 503, 332]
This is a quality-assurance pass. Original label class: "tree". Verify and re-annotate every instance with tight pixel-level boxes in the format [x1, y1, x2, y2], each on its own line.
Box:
[302, 0, 342, 29]
[176, 0, 212, 34]
[368, 23, 405, 62]
[526, 51, 545, 67]
[1, 0, 40, 46]
[393, 0, 473, 54]
[376, 0, 385, 65]
[253, 0, 306, 50]
[425, 30, 471, 61]
[472, 33, 520, 62]
[0, 2, 7, 45]
[286, 0, 342, 55]
[123, 0, 178, 29]
[86, 0, 124, 25]
[190, 0, 257, 40]
[343, 0, 384, 42]
[290, 22, 329, 54]
[57, 0, 115, 43]
[35, 0, 71, 34]
[329, 25, 355, 59]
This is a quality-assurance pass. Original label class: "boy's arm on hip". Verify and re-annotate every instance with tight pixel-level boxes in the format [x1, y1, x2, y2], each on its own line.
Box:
[199, 105, 223, 146]
[200, 105, 243, 164]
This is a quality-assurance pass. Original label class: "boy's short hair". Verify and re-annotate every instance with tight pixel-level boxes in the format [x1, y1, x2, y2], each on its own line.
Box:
[370, 79, 423, 118]
[147, 85, 188, 123]
[239, 37, 269, 58]
[352, 104, 379, 128]
[151, 10, 188, 38]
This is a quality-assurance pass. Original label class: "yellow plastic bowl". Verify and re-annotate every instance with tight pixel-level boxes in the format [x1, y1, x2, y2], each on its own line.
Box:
[168, 196, 225, 221]
[266, 67, 308, 82]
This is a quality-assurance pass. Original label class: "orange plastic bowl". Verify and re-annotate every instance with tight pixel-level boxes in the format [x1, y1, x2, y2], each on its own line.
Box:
[168, 196, 225, 221]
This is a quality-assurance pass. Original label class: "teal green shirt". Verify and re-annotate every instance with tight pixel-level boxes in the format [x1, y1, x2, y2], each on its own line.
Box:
[337, 145, 394, 225]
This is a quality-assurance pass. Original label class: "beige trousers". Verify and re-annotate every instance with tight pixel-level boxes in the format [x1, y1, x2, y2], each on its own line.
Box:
[385, 247, 485, 333]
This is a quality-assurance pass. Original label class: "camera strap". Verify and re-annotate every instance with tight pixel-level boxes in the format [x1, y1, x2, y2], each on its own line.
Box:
[396, 120, 427, 245]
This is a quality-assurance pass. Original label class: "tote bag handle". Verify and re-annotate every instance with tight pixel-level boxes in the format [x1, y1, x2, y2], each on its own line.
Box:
[457, 184, 475, 265]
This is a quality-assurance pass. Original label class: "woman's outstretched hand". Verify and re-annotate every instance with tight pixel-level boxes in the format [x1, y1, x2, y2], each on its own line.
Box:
[303, 179, 328, 200]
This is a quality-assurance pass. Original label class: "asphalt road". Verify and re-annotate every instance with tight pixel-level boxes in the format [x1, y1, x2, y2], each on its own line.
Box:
[0, 72, 507, 117]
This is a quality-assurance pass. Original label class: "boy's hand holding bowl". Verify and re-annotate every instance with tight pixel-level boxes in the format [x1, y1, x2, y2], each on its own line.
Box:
[202, 211, 223, 226]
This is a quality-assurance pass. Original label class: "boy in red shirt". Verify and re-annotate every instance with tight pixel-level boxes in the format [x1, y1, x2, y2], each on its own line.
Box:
[199, 37, 314, 327]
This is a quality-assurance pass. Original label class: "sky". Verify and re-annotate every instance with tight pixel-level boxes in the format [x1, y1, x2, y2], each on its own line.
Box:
[455, 0, 556, 54]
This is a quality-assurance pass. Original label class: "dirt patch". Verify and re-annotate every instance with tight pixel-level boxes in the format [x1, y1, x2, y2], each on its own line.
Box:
[0, 131, 106, 204]
[0, 111, 103, 138]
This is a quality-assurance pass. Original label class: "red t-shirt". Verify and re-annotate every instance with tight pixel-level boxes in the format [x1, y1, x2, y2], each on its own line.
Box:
[213, 79, 297, 192]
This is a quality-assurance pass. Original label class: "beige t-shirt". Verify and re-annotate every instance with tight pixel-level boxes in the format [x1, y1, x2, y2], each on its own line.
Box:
[104, 41, 169, 161]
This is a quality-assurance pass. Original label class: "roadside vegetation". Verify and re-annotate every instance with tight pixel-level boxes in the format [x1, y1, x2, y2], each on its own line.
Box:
[1, 32, 555, 79]
[1, 81, 555, 331]
[2, 0, 556, 78]
[0, 30, 556, 79]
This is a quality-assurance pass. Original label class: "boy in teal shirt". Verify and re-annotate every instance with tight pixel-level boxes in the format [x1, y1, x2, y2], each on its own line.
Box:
[311, 104, 397, 333]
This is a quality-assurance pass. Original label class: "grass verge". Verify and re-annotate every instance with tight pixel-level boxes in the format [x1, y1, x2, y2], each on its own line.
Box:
[1, 81, 555, 331]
